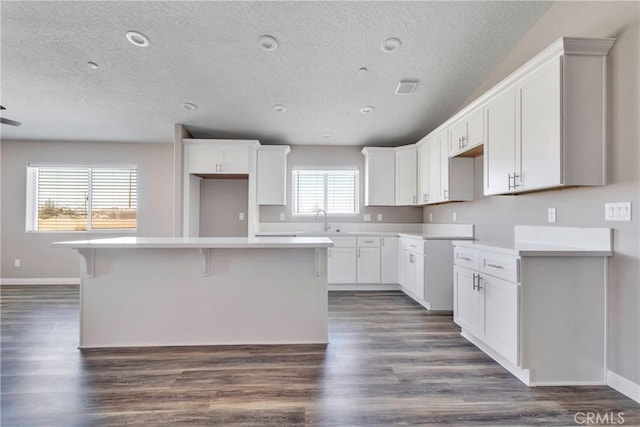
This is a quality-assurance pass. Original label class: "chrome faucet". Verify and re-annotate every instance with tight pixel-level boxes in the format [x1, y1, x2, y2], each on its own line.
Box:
[315, 209, 331, 232]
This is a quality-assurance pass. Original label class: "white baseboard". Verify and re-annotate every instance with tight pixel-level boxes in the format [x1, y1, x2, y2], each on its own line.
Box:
[328, 284, 401, 291]
[0, 278, 80, 285]
[607, 370, 640, 403]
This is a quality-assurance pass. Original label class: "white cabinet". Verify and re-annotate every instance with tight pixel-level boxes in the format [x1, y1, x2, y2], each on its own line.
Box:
[417, 140, 430, 204]
[381, 236, 398, 284]
[357, 247, 381, 283]
[395, 147, 417, 205]
[361, 148, 395, 206]
[484, 40, 611, 195]
[186, 140, 251, 175]
[257, 146, 290, 205]
[399, 238, 425, 303]
[328, 247, 357, 283]
[427, 138, 440, 204]
[452, 240, 608, 386]
[449, 108, 484, 157]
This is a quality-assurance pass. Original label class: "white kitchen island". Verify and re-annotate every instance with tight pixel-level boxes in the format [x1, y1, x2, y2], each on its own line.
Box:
[53, 237, 333, 349]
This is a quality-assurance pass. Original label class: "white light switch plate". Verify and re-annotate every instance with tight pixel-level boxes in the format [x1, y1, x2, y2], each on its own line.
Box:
[279, 213, 285, 221]
[363, 213, 371, 222]
[377, 213, 382, 222]
[14, 259, 21, 268]
[605, 202, 632, 221]
[239, 212, 245, 221]
[547, 208, 556, 223]
[452, 212, 457, 222]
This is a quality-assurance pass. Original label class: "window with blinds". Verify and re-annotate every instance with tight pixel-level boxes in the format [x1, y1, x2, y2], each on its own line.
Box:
[26, 166, 137, 231]
[292, 169, 359, 215]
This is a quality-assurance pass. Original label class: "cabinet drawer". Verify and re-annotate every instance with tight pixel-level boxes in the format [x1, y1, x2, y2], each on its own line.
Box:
[403, 238, 425, 255]
[330, 236, 357, 248]
[357, 236, 381, 247]
[480, 251, 519, 282]
[454, 246, 479, 270]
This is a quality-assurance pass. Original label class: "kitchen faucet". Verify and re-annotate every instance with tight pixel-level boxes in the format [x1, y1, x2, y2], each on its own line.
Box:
[315, 209, 331, 232]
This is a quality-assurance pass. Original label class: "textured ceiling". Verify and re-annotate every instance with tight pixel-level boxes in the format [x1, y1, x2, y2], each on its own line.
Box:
[1, 1, 551, 146]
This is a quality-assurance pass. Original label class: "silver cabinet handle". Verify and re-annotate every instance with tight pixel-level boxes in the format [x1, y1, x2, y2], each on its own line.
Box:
[461, 135, 467, 147]
[508, 173, 513, 190]
[472, 273, 478, 290]
[458, 256, 472, 261]
[486, 263, 504, 270]
[476, 276, 483, 291]
[513, 173, 521, 189]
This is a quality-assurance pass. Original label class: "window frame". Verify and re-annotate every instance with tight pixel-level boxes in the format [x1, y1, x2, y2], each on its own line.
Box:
[291, 168, 360, 217]
[25, 163, 138, 233]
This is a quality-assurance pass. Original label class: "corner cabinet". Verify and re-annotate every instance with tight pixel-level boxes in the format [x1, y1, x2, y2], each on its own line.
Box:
[484, 38, 614, 195]
[361, 148, 395, 206]
[257, 145, 290, 205]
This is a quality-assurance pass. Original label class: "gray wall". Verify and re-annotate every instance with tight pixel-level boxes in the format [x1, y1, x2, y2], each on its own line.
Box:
[199, 179, 248, 237]
[1, 140, 174, 278]
[424, 2, 639, 384]
[260, 145, 423, 223]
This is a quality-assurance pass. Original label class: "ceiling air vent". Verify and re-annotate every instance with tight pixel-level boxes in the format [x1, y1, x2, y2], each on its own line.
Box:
[395, 80, 419, 95]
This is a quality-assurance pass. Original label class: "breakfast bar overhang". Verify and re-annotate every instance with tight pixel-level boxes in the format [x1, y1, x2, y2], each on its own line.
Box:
[54, 237, 334, 348]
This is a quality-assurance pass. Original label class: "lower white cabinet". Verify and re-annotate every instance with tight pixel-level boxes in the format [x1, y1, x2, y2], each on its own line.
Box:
[381, 237, 398, 283]
[328, 247, 357, 283]
[357, 247, 381, 283]
[452, 242, 608, 386]
[399, 240, 425, 302]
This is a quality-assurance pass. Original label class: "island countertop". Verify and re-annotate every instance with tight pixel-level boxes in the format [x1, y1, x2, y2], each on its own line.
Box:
[53, 236, 334, 249]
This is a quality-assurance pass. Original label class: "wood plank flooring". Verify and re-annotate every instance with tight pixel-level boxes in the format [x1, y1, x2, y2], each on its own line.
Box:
[1, 285, 638, 426]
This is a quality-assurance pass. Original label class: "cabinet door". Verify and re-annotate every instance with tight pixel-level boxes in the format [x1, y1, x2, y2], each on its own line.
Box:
[449, 120, 467, 156]
[220, 146, 250, 174]
[187, 145, 221, 174]
[328, 248, 357, 284]
[397, 241, 407, 286]
[439, 134, 450, 201]
[395, 148, 417, 205]
[427, 139, 440, 204]
[417, 142, 429, 204]
[482, 274, 519, 366]
[365, 150, 395, 206]
[453, 266, 483, 338]
[357, 247, 381, 284]
[517, 57, 562, 191]
[381, 237, 398, 284]
[484, 86, 516, 195]
[466, 108, 484, 149]
[257, 149, 287, 205]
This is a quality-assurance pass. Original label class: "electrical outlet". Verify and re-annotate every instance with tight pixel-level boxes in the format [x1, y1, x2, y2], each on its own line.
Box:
[239, 212, 245, 221]
[14, 259, 21, 268]
[363, 213, 371, 222]
[605, 202, 632, 221]
[452, 212, 457, 222]
[279, 213, 285, 221]
[547, 208, 556, 223]
[429, 213, 433, 222]
[377, 213, 383, 222]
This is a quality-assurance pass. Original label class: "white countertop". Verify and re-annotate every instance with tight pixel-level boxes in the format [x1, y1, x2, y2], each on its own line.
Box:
[398, 232, 474, 241]
[53, 236, 334, 249]
[254, 231, 306, 236]
[452, 225, 613, 257]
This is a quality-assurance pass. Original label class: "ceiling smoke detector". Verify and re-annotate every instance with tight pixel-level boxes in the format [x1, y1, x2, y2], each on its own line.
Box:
[182, 103, 198, 111]
[272, 104, 287, 112]
[381, 38, 402, 53]
[126, 31, 150, 48]
[258, 35, 278, 51]
[395, 80, 419, 94]
[360, 106, 375, 114]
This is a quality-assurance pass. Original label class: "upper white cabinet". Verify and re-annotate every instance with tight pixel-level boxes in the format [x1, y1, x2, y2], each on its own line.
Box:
[417, 140, 429, 204]
[395, 146, 417, 205]
[483, 38, 614, 195]
[257, 146, 290, 205]
[449, 107, 484, 157]
[361, 148, 395, 206]
[185, 140, 252, 175]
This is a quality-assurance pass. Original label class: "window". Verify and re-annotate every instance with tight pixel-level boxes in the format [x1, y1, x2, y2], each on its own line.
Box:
[292, 169, 359, 215]
[26, 165, 137, 231]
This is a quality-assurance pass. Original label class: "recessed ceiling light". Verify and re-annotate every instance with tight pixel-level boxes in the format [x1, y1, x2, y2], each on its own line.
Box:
[322, 133, 331, 138]
[258, 35, 278, 51]
[358, 67, 368, 75]
[273, 104, 287, 112]
[87, 62, 99, 69]
[395, 80, 419, 94]
[360, 106, 375, 114]
[182, 103, 198, 111]
[126, 31, 150, 48]
[381, 37, 402, 53]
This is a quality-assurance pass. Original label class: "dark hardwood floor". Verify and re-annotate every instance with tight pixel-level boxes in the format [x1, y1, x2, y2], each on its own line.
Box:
[1, 285, 638, 426]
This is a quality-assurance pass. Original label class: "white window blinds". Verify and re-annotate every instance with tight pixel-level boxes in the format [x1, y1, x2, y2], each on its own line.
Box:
[292, 169, 359, 215]
[26, 166, 137, 231]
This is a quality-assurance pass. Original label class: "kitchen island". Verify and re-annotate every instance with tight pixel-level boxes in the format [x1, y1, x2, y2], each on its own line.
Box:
[53, 237, 333, 348]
